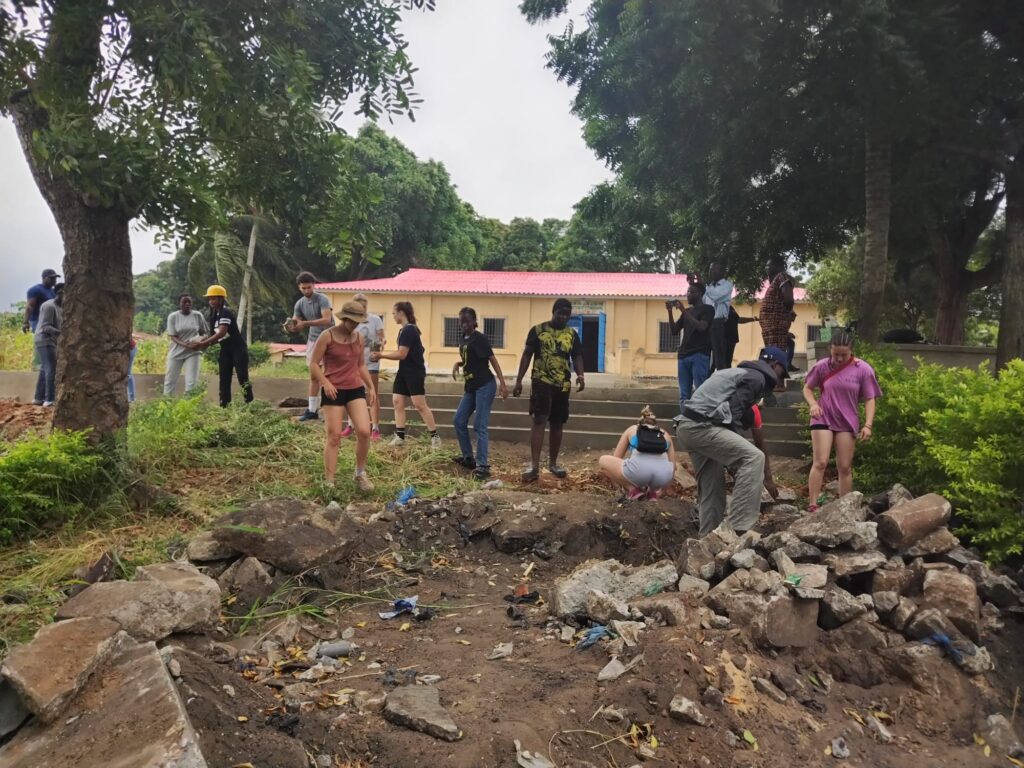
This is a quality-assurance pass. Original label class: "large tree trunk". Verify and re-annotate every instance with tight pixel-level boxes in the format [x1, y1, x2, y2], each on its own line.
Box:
[10, 94, 133, 444]
[997, 153, 1024, 368]
[933, 279, 969, 345]
[857, 122, 892, 343]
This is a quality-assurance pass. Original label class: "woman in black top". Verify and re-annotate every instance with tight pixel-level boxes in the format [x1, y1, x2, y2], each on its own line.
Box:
[370, 301, 440, 448]
[451, 307, 509, 479]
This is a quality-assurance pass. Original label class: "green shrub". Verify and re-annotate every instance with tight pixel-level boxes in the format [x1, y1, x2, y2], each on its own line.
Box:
[0, 431, 109, 543]
[0, 327, 34, 371]
[202, 341, 270, 367]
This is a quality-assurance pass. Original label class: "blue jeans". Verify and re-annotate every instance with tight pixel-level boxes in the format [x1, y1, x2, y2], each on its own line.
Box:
[34, 344, 57, 404]
[678, 352, 711, 412]
[127, 345, 138, 403]
[453, 378, 497, 467]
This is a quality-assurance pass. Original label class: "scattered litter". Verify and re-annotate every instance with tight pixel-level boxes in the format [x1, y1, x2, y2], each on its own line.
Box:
[487, 642, 514, 660]
[597, 658, 626, 682]
[481, 479, 504, 490]
[642, 581, 665, 597]
[386, 486, 417, 511]
[318, 641, 356, 659]
[743, 730, 759, 751]
[610, 619, 644, 647]
[504, 589, 541, 605]
[575, 625, 610, 650]
[514, 738, 555, 768]
[418, 674, 442, 685]
[379, 596, 419, 620]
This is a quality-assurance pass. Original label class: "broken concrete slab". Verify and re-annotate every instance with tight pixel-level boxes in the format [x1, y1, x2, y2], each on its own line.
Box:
[823, 550, 888, 578]
[0, 618, 124, 722]
[185, 530, 239, 563]
[0, 641, 206, 767]
[549, 559, 678, 617]
[921, 570, 981, 642]
[383, 685, 462, 741]
[876, 493, 951, 550]
[212, 497, 359, 574]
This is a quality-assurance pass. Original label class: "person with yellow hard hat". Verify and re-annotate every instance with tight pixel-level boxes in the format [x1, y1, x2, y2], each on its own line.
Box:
[192, 285, 254, 406]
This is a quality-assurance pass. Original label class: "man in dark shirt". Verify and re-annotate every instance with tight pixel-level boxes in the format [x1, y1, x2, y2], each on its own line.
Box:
[193, 284, 254, 407]
[668, 282, 714, 413]
[22, 268, 59, 333]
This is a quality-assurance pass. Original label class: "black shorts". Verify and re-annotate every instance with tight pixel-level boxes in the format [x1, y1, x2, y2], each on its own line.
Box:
[529, 381, 570, 425]
[321, 386, 366, 407]
[393, 369, 426, 397]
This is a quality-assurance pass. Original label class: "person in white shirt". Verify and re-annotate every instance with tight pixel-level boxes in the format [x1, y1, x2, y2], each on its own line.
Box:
[344, 293, 385, 440]
[163, 294, 210, 395]
[289, 272, 335, 422]
[703, 262, 734, 372]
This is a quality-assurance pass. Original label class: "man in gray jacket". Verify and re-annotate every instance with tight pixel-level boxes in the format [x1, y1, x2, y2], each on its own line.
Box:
[676, 347, 789, 536]
[33, 283, 64, 406]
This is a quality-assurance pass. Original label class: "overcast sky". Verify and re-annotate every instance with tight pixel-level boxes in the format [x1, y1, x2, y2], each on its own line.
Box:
[0, 1, 609, 310]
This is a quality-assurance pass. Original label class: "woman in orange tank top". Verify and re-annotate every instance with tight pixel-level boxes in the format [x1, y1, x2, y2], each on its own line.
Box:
[309, 300, 378, 492]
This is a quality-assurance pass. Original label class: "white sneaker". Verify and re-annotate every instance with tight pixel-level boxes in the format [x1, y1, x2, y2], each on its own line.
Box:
[355, 474, 374, 492]
[388, 435, 405, 447]
[430, 434, 441, 449]
[42, 401, 54, 407]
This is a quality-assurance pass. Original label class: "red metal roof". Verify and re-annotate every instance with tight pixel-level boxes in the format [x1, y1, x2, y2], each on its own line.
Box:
[318, 268, 806, 300]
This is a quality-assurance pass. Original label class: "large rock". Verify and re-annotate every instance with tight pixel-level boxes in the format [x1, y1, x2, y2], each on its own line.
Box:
[212, 498, 360, 574]
[0, 678, 29, 740]
[872, 559, 915, 595]
[56, 564, 220, 642]
[901, 527, 959, 557]
[882, 642, 945, 694]
[630, 593, 692, 626]
[669, 695, 707, 726]
[823, 550, 888, 578]
[876, 493, 951, 550]
[677, 539, 716, 581]
[888, 597, 918, 632]
[550, 559, 678, 617]
[218, 557, 274, 611]
[963, 561, 1023, 608]
[757, 531, 822, 562]
[905, 607, 963, 642]
[585, 590, 632, 623]
[755, 594, 819, 648]
[788, 493, 876, 549]
[771, 550, 827, 589]
[676, 575, 711, 600]
[921, 570, 981, 641]
[185, 530, 239, 562]
[0, 618, 124, 722]
[0, 641, 206, 767]
[383, 685, 462, 741]
[819, 586, 867, 629]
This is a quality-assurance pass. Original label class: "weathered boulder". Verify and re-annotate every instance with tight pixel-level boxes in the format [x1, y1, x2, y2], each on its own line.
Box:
[827, 615, 899, 653]
[819, 586, 867, 629]
[754, 594, 819, 648]
[729, 549, 770, 571]
[876, 493, 951, 550]
[550, 559, 678, 617]
[677, 538, 716, 581]
[901, 527, 959, 557]
[383, 685, 462, 741]
[872, 560, 915, 595]
[921, 570, 981, 642]
[963, 561, 1023, 608]
[0, 618, 125, 722]
[212, 498, 359, 574]
[788, 493, 875, 549]
[0, 641, 206, 767]
[185, 530, 239, 563]
[56, 564, 220, 642]
[823, 550, 888, 578]
[757, 531, 823, 562]
[872, 590, 900, 616]
[881, 642, 945, 694]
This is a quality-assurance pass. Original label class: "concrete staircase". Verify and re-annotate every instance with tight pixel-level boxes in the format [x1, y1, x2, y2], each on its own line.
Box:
[283, 380, 808, 457]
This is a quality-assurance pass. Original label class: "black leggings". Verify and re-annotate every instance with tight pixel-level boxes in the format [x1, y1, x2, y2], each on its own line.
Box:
[218, 346, 253, 407]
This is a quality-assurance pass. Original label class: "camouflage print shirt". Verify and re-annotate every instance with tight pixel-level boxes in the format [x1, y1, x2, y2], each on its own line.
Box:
[526, 322, 582, 392]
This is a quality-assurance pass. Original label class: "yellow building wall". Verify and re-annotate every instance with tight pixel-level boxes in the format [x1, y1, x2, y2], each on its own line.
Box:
[323, 290, 820, 378]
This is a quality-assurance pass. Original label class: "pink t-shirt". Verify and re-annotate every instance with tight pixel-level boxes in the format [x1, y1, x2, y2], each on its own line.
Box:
[805, 358, 882, 434]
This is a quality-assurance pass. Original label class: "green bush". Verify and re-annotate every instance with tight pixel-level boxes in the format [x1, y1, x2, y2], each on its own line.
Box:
[0, 326, 34, 371]
[0, 431, 109, 543]
[853, 348, 1024, 562]
[202, 341, 271, 367]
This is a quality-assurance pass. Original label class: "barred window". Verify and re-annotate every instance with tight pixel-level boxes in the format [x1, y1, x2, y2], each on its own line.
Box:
[806, 324, 822, 343]
[443, 317, 461, 347]
[658, 322, 680, 353]
[483, 318, 505, 349]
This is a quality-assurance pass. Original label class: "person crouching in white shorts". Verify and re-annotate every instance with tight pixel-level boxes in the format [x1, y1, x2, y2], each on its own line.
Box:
[599, 406, 676, 501]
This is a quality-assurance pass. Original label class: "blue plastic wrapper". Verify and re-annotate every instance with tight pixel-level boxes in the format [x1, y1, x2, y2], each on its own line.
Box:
[379, 595, 419, 620]
[575, 625, 610, 650]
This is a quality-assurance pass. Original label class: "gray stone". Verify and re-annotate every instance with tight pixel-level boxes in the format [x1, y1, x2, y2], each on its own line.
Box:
[729, 549, 758, 570]
[585, 589, 632, 623]
[185, 530, 239, 562]
[630, 593, 692, 626]
[550, 559, 678, 617]
[922, 570, 981, 642]
[881, 642, 945, 694]
[957, 645, 995, 675]
[963, 561, 1023, 608]
[56, 566, 220, 642]
[669, 695, 707, 726]
[218, 556, 274, 609]
[754, 594, 819, 648]
[830, 736, 850, 759]
[701, 686, 724, 709]
[888, 597, 917, 632]
[383, 685, 462, 741]
[706, 568, 784, 615]
[902, 527, 959, 557]
[872, 560, 915, 596]
[677, 574, 711, 599]
[788, 493, 875, 549]
[0, 678, 29, 740]
[820, 586, 867, 629]
[872, 591, 900, 615]
[0, 618, 124, 722]
[979, 714, 1024, 757]
[771, 550, 828, 589]
[905, 607, 962, 641]
[678, 538, 715, 580]
[212, 497, 360, 574]
[791, 586, 826, 600]
[943, 546, 979, 568]
[753, 677, 787, 703]
[866, 715, 893, 744]
[770, 668, 804, 697]
[0, 641, 206, 767]
[759, 531, 823, 561]
[824, 550, 888, 578]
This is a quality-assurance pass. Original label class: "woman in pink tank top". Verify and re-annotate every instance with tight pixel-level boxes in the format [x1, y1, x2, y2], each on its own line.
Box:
[309, 300, 378, 492]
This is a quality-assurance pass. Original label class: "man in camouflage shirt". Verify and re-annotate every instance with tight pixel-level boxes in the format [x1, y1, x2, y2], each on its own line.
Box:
[513, 298, 585, 482]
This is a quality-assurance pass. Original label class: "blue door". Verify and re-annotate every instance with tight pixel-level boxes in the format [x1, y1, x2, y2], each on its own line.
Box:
[597, 312, 606, 373]
[568, 315, 583, 338]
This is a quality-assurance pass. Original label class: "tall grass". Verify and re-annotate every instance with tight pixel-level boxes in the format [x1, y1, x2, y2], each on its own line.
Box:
[0, 327, 34, 371]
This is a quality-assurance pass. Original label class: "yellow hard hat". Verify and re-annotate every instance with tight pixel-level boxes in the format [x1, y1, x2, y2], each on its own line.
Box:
[203, 284, 228, 298]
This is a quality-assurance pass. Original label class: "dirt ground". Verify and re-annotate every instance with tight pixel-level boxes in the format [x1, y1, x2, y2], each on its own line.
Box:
[161, 494, 1022, 768]
[0, 399, 51, 440]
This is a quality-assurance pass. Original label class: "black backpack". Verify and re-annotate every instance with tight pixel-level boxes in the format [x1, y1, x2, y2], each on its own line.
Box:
[635, 424, 668, 454]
